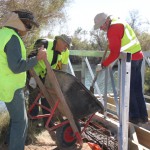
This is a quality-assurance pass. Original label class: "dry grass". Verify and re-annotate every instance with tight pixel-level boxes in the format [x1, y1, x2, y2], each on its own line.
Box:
[0, 111, 9, 145]
[0, 110, 45, 145]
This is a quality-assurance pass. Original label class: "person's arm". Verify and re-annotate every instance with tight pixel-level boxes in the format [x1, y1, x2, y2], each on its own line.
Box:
[102, 24, 124, 67]
[4, 35, 38, 73]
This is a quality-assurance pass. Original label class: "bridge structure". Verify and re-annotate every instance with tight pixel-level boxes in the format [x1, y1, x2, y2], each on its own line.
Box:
[68, 50, 150, 150]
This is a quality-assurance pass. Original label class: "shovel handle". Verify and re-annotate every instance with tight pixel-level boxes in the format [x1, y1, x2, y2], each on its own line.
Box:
[90, 47, 108, 92]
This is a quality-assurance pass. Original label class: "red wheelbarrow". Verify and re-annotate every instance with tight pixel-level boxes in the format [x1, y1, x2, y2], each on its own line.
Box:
[28, 60, 104, 149]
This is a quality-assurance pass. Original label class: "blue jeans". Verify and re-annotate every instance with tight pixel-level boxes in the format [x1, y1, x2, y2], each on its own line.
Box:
[5, 88, 28, 150]
[129, 59, 148, 119]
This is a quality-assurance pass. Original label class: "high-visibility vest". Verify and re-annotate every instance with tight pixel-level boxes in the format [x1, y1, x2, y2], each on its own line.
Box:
[0, 27, 26, 102]
[34, 39, 61, 78]
[56, 48, 70, 70]
[111, 18, 141, 54]
[61, 48, 69, 64]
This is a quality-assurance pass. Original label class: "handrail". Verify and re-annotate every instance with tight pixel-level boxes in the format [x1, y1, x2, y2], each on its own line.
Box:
[69, 50, 150, 100]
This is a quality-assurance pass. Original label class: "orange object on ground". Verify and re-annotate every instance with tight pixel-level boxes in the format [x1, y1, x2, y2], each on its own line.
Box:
[87, 142, 102, 150]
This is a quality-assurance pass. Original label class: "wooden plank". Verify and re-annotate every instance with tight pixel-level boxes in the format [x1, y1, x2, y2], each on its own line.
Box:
[93, 113, 150, 149]
[92, 113, 118, 135]
[107, 95, 117, 105]
[128, 139, 149, 150]
[129, 124, 141, 150]
[107, 103, 117, 114]
[134, 124, 150, 149]
[29, 69, 60, 116]
[107, 96, 150, 118]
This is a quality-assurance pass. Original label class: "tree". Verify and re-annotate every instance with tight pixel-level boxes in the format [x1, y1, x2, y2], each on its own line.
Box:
[0, 0, 73, 52]
[90, 30, 107, 51]
[126, 10, 150, 51]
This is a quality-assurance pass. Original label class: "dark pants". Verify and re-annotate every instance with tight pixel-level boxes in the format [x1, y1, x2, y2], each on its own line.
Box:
[28, 87, 40, 116]
[28, 87, 51, 126]
[129, 59, 148, 119]
[5, 88, 28, 150]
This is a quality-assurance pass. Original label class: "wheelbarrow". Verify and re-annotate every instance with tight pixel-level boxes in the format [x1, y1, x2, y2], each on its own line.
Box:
[28, 60, 104, 149]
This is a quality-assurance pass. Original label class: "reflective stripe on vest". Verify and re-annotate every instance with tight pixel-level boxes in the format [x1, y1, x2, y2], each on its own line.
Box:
[0, 27, 26, 102]
[111, 19, 141, 54]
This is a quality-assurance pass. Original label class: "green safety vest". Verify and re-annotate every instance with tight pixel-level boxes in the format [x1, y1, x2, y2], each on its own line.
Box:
[0, 27, 26, 102]
[61, 48, 69, 64]
[111, 18, 141, 54]
[34, 39, 62, 78]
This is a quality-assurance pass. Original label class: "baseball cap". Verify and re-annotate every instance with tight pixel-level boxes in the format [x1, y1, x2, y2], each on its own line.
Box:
[55, 34, 72, 48]
[13, 9, 39, 28]
[34, 39, 48, 50]
[94, 12, 108, 30]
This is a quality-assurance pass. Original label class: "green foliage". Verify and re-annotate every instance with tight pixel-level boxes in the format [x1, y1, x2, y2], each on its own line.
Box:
[138, 32, 150, 51]
[0, 0, 72, 53]
[70, 28, 100, 64]
[0, 108, 46, 145]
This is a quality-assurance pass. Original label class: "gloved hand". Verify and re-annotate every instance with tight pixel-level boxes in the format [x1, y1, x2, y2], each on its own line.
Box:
[29, 77, 37, 89]
[37, 46, 47, 61]
[96, 64, 103, 72]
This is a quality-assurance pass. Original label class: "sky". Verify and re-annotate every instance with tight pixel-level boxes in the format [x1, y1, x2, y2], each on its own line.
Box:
[59, 0, 150, 35]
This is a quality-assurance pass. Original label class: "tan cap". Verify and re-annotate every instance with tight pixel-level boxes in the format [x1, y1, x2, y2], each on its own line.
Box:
[94, 12, 108, 30]
[13, 9, 39, 28]
[55, 34, 72, 47]
[1, 9, 39, 31]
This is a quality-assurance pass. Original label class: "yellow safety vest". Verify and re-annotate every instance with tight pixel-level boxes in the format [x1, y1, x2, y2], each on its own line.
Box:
[61, 49, 69, 64]
[111, 18, 141, 54]
[34, 39, 61, 78]
[56, 48, 70, 70]
[0, 27, 26, 102]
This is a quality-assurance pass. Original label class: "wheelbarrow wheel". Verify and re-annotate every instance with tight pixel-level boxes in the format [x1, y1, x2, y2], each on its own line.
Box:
[56, 121, 80, 148]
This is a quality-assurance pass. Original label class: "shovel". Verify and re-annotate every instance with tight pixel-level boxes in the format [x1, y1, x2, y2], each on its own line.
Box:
[90, 47, 108, 93]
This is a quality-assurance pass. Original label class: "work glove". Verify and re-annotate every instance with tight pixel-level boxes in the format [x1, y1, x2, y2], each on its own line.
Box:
[96, 64, 103, 72]
[29, 77, 37, 89]
[37, 47, 47, 61]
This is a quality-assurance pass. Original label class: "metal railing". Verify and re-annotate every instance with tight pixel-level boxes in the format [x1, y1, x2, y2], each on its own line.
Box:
[68, 50, 150, 150]
[69, 50, 150, 100]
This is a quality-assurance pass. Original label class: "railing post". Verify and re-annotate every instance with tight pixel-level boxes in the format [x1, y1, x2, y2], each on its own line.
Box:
[104, 67, 108, 118]
[118, 52, 131, 150]
[84, 57, 104, 105]
[81, 57, 86, 84]
[109, 66, 119, 116]
[68, 59, 75, 76]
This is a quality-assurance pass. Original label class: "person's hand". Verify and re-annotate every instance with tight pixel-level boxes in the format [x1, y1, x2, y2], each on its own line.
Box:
[96, 64, 103, 72]
[36, 46, 47, 61]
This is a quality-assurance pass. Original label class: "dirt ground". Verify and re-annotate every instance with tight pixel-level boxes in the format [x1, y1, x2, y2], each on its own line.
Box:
[0, 130, 92, 150]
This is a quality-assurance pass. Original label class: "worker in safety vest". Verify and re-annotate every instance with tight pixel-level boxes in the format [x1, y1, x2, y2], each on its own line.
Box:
[59, 48, 70, 72]
[93, 12, 148, 124]
[27, 34, 71, 126]
[0, 10, 47, 150]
